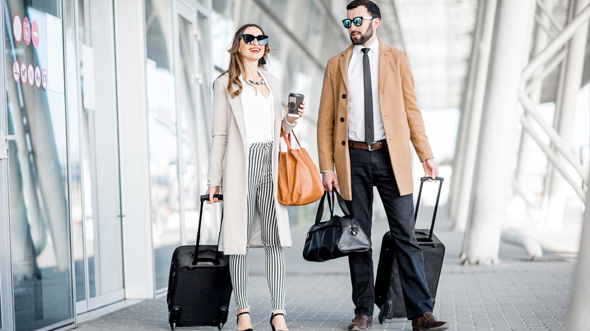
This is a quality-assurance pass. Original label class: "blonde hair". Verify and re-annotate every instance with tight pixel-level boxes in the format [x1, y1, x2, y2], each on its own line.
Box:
[222, 23, 270, 98]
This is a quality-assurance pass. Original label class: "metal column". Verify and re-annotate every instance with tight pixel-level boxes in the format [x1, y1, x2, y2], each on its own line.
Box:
[513, 0, 552, 222]
[450, 0, 498, 233]
[543, 0, 590, 228]
[462, 0, 537, 265]
[566, 170, 590, 328]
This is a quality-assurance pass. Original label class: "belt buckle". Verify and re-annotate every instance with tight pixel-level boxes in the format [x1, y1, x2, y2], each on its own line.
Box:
[367, 142, 375, 151]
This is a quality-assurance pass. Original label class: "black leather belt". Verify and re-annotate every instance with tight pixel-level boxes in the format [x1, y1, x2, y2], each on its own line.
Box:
[348, 140, 387, 151]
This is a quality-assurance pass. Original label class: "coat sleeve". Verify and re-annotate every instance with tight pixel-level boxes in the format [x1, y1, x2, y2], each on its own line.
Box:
[281, 95, 297, 135]
[401, 52, 434, 162]
[317, 61, 336, 172]
[207, 77, 229, 187]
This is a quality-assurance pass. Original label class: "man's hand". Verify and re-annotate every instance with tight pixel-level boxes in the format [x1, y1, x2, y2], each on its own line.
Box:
[322, 170, 339, 192]
[206, 186, 220, 204]
[422, 159, 439, 181]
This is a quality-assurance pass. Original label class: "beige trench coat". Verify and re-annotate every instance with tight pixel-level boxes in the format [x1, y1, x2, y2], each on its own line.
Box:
[207, 70, 296, 255]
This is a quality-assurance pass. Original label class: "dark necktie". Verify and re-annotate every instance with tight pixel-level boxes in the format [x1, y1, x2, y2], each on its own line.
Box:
[361, 48, 374, 145]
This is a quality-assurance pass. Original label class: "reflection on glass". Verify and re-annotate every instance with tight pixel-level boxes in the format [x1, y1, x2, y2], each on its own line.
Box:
[145, 0, 181, 290]
[65, 0, 85, 303]
[178, 16, 200, 244]
[4, 1, 73, 330]
[76, 0, 124, 300]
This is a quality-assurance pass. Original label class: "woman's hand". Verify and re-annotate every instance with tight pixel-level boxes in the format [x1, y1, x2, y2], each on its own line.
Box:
[206, 186, 221, 204]
[286, 101, 305, 124]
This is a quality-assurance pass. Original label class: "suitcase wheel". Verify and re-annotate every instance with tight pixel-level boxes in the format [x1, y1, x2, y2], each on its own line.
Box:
[169, 306, 182, 329]
[217, 322, 224, 330]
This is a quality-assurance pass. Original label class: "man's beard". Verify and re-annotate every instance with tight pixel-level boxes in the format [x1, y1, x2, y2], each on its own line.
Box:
[350, 22, 374, 45]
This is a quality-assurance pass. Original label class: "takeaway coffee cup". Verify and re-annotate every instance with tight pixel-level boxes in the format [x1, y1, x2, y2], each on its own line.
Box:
[288, 93, 304, 117]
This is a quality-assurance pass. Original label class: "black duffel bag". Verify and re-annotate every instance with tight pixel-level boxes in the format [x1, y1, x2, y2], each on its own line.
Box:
[303, 189, 371, 262]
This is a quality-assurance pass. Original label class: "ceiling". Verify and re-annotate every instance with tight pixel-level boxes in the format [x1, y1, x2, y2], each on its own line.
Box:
[375, 0, 479, 109]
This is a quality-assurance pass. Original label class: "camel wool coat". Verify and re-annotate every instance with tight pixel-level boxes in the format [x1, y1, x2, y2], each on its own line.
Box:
[207, 69, 296, 255]
[317, 38, 433, 200]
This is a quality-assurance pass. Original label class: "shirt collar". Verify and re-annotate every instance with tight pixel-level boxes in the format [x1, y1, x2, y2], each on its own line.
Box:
[353, 37, 379, 55]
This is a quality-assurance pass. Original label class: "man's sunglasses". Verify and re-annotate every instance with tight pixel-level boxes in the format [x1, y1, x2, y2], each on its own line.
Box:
[239, 34, 269, 46]
[342, 16, 374, 29]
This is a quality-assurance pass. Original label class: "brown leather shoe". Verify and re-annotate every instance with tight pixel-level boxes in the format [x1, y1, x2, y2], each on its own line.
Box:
[412, 312, 449, 331]
[348, 313, 372, 331]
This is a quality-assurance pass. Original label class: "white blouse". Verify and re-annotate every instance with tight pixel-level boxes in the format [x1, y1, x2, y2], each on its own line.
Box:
[239, 70, 274, 145]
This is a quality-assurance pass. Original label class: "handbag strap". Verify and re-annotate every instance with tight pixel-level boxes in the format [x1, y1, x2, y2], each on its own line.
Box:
[315, 188, 350, 225]
[280, 128, 292, 150]
[332, 189, 351, 216]
[280, 128, 302, 151]
[315, 191, 336, 225]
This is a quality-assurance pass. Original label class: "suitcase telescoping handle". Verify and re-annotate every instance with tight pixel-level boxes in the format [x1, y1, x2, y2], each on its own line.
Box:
[414, 177, 444, 242]
[193, 194, 223, 265]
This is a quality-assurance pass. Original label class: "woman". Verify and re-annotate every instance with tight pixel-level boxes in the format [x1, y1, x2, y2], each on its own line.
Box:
[206, 24, 304, 331]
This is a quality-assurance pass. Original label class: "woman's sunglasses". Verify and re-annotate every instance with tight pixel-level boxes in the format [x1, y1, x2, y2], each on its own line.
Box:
[342, 16, 374, 29]
[239, 34, 269, 46]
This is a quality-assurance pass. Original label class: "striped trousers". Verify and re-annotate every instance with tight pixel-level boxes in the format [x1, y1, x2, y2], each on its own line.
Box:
[229, 141, 286, 311]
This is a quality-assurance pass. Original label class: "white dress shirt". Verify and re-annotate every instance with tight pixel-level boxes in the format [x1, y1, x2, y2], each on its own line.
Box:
[239, 70, 274, 145]
[347, 38, 385, 142]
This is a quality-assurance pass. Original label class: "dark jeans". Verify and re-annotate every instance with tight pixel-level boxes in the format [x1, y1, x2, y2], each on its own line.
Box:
[345, 146, 432, 319]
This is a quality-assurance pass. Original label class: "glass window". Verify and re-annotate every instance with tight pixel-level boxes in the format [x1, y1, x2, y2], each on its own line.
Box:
[4, 1, 73, 330]
[74, 0, 124, 301]
[145, 0, 181, 290]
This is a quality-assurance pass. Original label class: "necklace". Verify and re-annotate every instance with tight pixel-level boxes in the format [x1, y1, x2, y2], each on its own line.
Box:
[248, 79, 265, 85]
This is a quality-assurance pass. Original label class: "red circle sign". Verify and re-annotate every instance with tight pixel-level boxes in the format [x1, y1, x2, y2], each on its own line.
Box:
[13, 61, 20, 82]
[23, 17, 31, 45]
[42, 69, 47, 89]
[13, 15, 22, 43]
[28, 64, 34, 86]
[32, 21, 40, 48]
[21, 63, 27, 84]
[35, 66, 41, 88]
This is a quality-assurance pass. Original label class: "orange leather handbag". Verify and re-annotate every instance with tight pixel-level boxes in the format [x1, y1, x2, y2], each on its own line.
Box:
[278, 129, 324, 206]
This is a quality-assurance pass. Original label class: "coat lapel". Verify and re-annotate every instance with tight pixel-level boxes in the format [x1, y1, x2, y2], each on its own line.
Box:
[227, 82, 247, 147]
[377, 38, 390, 94]
[339, 44, 354, 93]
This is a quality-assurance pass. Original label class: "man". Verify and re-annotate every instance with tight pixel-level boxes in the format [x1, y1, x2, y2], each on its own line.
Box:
[317, 1, 449, 330]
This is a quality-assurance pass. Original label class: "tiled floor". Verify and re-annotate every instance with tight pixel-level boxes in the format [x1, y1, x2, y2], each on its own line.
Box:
[75, 206, 575, 331]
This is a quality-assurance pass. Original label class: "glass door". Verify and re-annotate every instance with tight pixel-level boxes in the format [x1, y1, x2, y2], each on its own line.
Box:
[146, 0, 215, 292]
[3, 1, 75, 330]
[1, 9, 13, 329]
[65, 0, 124, 314]
[174, 0, 217, 247]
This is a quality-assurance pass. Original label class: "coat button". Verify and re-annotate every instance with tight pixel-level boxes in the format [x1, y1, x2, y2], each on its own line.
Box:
[342, 94, 346, 99]
[342, 141, 346, 145]
[340, 117, 345, 122]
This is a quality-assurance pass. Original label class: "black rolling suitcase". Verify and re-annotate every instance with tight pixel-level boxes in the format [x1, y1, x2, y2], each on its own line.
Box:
[375, 177, 446, 323]
[167, 194, 232, 330]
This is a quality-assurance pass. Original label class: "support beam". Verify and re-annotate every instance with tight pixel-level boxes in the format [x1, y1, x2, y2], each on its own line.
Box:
[514, 0, 552, 219]
[462, 0, 536, 265]
[520, 115, 587, 201]
[535, 0, 564, 31]
[451, 0, 498, 233]
[566, 170, 590, 329]
[544, 0, 590, 228]
[522, 4, 590, 82]
[519, 90, 589, 184]
[449, 0, 488, 222]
